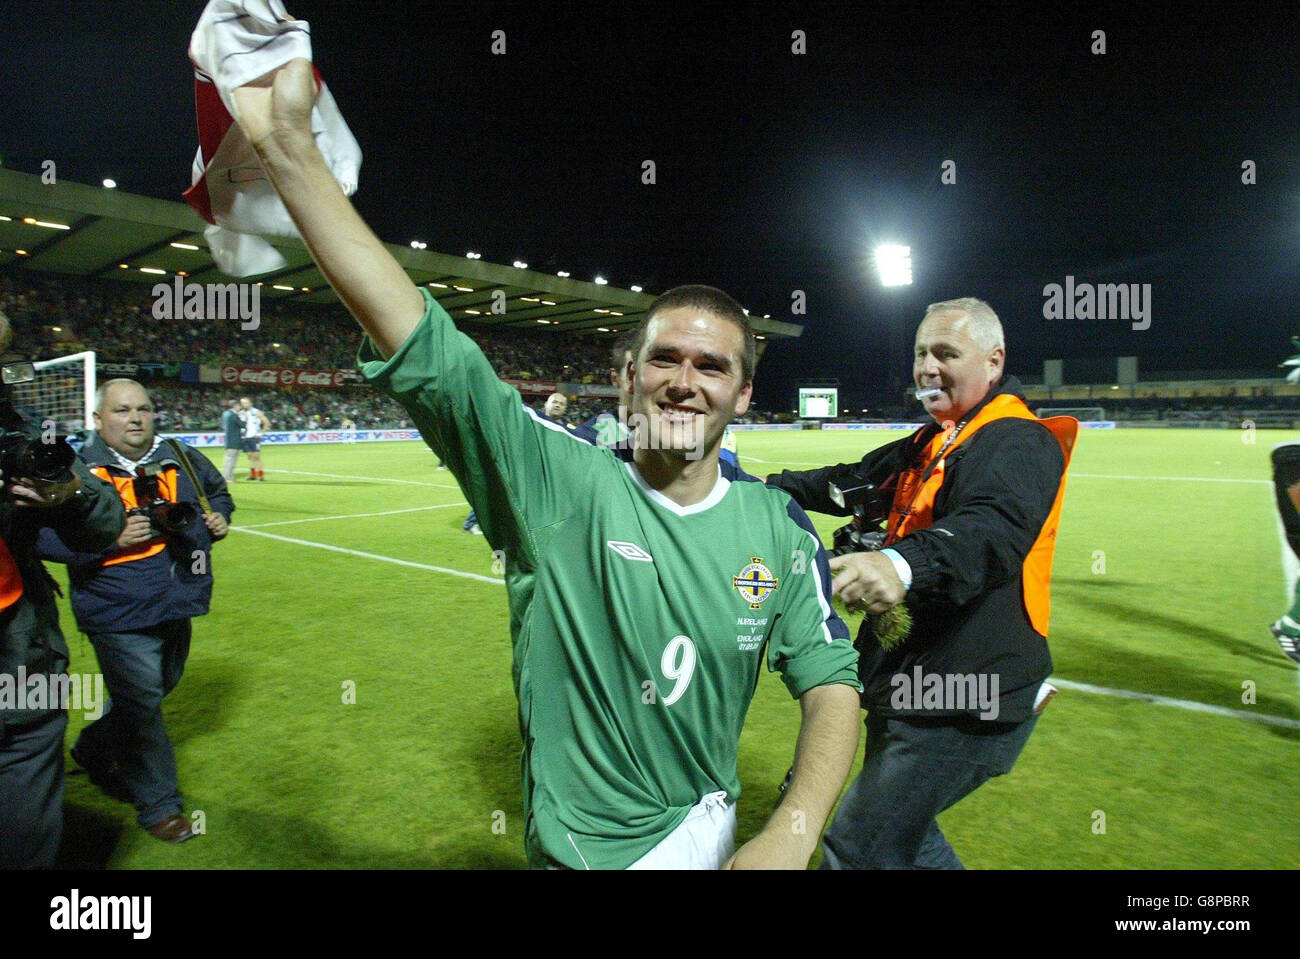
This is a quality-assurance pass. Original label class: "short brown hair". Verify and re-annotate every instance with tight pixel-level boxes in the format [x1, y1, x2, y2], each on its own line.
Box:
[630, 285, 756, 384]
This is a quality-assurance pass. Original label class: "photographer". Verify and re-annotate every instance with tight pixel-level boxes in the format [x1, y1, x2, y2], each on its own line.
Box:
[37, 379, 233, 844]
[768, 298, 1075, 869]
[0, 318, 126, 868]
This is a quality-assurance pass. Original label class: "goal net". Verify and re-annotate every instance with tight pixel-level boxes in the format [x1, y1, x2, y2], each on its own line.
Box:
[1035, 406, 1104, 421]
[9, 350, 96, 435]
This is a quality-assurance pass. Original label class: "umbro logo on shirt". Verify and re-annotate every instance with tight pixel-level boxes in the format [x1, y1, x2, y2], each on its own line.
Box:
[607, 541, 654, 562]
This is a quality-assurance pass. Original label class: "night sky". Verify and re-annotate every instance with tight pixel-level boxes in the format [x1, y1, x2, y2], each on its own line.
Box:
[0, 1, 1296, 410]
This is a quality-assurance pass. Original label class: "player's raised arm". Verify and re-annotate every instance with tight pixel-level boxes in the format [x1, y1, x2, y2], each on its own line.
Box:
[233, 59, 423, 358]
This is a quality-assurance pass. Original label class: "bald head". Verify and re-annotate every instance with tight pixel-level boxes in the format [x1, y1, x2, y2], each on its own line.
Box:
[543, 392, 568, 420]
[93, 379, 155, 459]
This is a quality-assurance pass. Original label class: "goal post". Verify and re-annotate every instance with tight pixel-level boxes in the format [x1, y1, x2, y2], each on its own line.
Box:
[1035, 405, 1104, 421]
[9, 350, 97, 433]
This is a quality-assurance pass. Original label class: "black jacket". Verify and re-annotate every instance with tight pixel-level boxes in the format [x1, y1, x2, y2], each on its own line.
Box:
[36, 433, 234, 634]
[768, 377, 1064, 722]
[0, 432, 125, 730]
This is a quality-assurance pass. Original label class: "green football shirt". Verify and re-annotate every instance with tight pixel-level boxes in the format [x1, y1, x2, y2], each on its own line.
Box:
[360, 289, 858, 869]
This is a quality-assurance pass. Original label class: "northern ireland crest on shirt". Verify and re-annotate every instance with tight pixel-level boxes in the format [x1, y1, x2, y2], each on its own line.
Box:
[733, 557, 779, 609]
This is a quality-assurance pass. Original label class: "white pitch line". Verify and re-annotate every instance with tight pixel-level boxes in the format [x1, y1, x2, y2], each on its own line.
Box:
[239, 503, 468, 529]
[742, 463, 1269, 484]
[230, 527, 504, 584]
[1070, 473, 1269, 485]
[269, 468, 460, 489]
[236, 463, 1300, 711]
[1050, 677, 1300, 731]
[745, 458, 834, 468]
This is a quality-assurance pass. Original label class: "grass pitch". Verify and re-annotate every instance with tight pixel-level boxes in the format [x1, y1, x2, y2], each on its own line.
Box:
[56, 427, 1300, 869]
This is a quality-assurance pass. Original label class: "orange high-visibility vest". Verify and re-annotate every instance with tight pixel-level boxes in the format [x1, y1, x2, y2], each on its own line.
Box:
[884, 394, 1077, 636]
[0, 537, 24, 610]
[90, 465, 179, 566]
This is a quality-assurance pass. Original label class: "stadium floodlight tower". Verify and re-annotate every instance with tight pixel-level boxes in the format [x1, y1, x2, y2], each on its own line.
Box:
[874, 244, 913, 395]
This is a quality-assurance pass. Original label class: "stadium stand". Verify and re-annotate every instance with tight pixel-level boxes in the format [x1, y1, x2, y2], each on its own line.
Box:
[1, 267, 616, 379]
[2, 267, 790, 431]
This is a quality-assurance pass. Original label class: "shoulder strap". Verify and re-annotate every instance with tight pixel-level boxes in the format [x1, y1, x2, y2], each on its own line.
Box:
[163, 439, 212, 514]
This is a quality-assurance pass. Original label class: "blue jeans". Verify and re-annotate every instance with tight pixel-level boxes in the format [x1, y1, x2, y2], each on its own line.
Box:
[820, 711, 1038, 869]
[75, 620, 191, 828]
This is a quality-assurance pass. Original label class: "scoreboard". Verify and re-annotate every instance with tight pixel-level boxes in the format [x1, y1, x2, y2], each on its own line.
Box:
[798, 387, 838, 419]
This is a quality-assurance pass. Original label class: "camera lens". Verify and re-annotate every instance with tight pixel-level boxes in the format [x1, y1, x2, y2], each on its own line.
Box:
[159, 502, 197, 533]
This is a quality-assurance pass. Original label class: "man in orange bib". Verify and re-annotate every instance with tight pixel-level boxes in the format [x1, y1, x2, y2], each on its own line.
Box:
[769, 297, 1076, 869]
[38, 379, 234, 845]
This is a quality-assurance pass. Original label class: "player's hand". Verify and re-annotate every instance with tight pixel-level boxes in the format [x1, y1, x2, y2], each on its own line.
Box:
[204, 511, 229, 540]
[829, 551, 905, 614]
[115, 513, 155, 549]
[231, 57, 317, 149]
[6, 474, 81, 509]
[724, 827, 813, 870]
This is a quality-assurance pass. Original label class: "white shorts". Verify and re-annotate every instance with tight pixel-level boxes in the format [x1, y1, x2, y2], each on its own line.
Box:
[626, 791, 736, 870]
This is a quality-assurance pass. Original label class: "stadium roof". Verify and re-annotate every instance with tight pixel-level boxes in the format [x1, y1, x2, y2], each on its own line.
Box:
[0, 168, 801, 346]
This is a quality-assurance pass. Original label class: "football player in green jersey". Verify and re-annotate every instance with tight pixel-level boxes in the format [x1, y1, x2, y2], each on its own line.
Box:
[234, 57, 862, 869]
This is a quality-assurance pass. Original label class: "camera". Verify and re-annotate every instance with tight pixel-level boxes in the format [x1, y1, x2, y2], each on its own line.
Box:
[827, 479, 891, 556]
[128, 466, 196, 535]
[0, 359, 77, 485]
[0, 429, 76, 483]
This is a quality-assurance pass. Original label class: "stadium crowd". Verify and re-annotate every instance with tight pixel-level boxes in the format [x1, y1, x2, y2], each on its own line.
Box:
[0, 269, 616, 381]
[9, 268, 1286, 431]
[0, 268, 667, 430]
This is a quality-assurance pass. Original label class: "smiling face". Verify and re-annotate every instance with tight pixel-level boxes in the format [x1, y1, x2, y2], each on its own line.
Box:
[913, 310, 1004, 425]
[95, 381, 155, 459]
[631, 306, 752, 459]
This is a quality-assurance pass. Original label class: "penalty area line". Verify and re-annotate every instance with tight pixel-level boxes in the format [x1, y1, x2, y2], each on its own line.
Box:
[230, 527, 504, 585]
[239, 503, 469, 529]
[1051, 677, 1300, 731]
[268, 468, 460, 489]
[737, 465, 1268, 483]
[1070, 473, 1269, 485]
